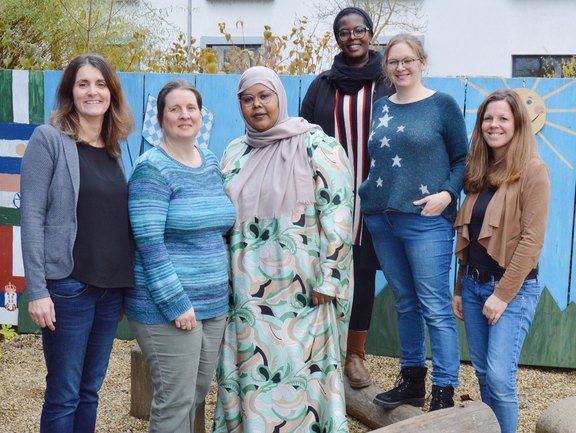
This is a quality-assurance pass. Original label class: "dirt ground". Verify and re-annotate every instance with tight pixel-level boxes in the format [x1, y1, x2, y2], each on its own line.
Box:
[1, 334, 575, 432]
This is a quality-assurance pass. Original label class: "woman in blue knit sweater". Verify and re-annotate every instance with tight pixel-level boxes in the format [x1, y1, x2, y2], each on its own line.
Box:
[358, 34, 468, 411]
[125, 80, 236, 432]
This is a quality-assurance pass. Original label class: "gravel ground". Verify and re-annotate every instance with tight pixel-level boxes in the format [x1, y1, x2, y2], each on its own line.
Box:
[1, 334, 574, 433]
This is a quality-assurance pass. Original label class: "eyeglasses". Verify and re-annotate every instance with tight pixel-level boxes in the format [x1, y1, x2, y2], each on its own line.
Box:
[386, 58, 421, 68]
[338, 26, 370, 41]
[239, 91, 276, 107]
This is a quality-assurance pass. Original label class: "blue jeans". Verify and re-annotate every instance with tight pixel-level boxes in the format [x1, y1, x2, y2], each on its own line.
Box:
[40, 277, 123, 433]
[462, 274, 541, 433]
[364, 212, 459, 387]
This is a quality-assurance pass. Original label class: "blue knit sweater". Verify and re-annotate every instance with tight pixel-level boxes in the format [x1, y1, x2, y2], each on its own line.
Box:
[358, 92, 468, 221]
[125, 146, 236, 324]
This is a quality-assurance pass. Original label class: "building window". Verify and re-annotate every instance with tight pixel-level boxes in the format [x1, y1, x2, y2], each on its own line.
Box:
[201, 36, 263, 70]
[512, 55, 575, 77]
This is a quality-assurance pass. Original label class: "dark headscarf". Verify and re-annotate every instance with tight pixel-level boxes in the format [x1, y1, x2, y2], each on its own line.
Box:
[333, 7, 374, 39]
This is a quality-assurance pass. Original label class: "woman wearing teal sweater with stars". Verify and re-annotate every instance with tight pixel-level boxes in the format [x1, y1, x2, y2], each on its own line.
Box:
[125, 79, 236, 432]
[358, 34, 468, 411]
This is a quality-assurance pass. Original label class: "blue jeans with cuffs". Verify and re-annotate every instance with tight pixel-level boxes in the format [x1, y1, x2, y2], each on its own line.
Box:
[364, 212, 460, 388]
[462, 274, 541, 433]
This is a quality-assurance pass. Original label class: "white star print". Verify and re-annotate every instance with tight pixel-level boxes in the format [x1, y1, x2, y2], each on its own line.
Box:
[382, 104, 389, 113]
[369, 130, 375, 141]
[376, 177, 383, 187]
[419, 184, 430, 195]
[380, 136, 391, 148]
[392, 155, 402, 167]
[397, 125, 405, 133]
[377, 113, 393, 128]
[371, 159, 376, 168]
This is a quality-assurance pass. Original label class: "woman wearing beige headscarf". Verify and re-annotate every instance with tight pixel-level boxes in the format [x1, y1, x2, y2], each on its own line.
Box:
[213, 66, 354, 432]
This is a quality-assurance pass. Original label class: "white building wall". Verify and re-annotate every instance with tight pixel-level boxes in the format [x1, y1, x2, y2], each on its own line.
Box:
[422, 0, 576, 76]
[150, 0, 576, 77]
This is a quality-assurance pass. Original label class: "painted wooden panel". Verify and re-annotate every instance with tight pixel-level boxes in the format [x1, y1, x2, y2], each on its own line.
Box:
[195, 74, 243, 160]
[3, 70, 576, 366]
[118, 72, 145, 173]
[464, 77, 576, 308]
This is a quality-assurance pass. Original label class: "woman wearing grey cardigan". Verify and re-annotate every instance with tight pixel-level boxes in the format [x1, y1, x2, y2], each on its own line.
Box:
[20, 53, 134, 433]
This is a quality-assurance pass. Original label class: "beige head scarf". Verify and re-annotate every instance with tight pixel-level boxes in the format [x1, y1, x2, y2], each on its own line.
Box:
[227, 66, 319, 221]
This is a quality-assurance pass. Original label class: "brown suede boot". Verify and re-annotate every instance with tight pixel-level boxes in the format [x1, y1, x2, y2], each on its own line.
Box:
[344, 330, 372, 388]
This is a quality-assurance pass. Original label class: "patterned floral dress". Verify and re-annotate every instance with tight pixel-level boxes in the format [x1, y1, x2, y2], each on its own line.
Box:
[213, 129, 354, 433]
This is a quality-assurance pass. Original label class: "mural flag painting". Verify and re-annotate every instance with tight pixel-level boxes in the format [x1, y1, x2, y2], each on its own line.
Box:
[0, 70, 43, 326]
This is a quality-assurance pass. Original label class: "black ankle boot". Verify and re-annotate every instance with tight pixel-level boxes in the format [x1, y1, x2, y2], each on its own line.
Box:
[429, 384, 455, 411]
[373, 366, 427, 409]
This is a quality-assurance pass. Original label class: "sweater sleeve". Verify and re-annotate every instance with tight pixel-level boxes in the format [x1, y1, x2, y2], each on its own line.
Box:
[128, 159, 192, 322]
[20, 127, 55, 301]
[494, 161, 550, 303]
[440, 95, 469, 200]
[310, 131, 354, 299]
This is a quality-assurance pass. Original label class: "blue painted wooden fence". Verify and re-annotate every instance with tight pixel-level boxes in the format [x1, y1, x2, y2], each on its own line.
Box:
[3, 71, 576, 365]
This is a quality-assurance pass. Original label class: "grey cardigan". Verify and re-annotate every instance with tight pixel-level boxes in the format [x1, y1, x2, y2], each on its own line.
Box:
[20, 124, 125, 301]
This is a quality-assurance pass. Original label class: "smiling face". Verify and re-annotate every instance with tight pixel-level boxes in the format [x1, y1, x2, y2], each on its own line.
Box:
[336, 13, 372, 67]
[161, 89, 202, 143]
[240, 84, 279, 132]
[482, 100, 516, 160]
[72, 64, 111, 123]
[385, 42, 425, 90]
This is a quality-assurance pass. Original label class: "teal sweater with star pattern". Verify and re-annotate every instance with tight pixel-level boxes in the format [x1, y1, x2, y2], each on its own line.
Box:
[358, 92, 468, 221]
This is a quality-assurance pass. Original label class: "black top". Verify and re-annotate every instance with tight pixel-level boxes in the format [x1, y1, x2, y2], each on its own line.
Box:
[71, 142, 135, 288]
[300, 52, 393, 269]
[468, 184, 504, 273]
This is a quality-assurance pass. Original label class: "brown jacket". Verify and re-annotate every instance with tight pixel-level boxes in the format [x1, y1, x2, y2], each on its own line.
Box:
[454, 158, 550, 303]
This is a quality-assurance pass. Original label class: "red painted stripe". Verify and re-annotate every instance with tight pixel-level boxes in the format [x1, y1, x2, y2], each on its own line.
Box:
[0, 225, 25, 293]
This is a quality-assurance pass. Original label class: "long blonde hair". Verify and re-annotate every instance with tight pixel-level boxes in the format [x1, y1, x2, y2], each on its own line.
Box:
[464, 90, 538, 193]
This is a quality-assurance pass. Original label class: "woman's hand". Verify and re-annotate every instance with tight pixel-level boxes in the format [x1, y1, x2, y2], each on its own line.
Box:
[29, 297, 56, 331]
[312, 290, 334, 306]
[413, 191, 452, 216]
[451, 295, 464, 320]
[174, 307, 197, 330]
[483, 294, 508, 325]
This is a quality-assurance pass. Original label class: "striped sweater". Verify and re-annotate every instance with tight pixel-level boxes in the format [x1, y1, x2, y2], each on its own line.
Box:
[125, 146, 236, 324]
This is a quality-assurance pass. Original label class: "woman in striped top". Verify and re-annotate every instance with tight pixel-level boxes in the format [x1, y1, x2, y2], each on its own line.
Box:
[125, 80, 236, 432]
[301, 6, 393, 388]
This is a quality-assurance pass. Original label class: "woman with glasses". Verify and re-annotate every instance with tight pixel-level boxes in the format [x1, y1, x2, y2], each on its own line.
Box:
[358, 33, 468, 411]
[213, 66, 354, 432]
[301, 6, 393, 389]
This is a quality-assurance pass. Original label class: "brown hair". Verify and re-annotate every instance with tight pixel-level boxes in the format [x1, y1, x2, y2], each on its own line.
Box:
[49, 53, 134, 158]
[156, 79, 202, 128]
[382, 33, 428, 81]
[464, 89, 538, 193]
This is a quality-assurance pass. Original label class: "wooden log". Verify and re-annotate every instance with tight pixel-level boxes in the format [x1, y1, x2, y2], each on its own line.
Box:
[368, 400, 500, 433]
[130, 344, 206, 432]
[344, 376, 423, 429]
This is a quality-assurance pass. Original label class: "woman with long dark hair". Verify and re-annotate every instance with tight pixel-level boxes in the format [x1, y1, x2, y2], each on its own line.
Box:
[21, 53, 134, 432]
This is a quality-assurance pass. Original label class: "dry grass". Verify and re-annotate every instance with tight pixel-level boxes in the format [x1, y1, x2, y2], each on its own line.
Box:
[1, 334, 574, 432]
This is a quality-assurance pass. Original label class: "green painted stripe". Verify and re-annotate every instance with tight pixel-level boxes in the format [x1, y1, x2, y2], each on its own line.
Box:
[28, 70, 44, 124]
[0, 70, 14, 123]
[0, 206, 20, 226]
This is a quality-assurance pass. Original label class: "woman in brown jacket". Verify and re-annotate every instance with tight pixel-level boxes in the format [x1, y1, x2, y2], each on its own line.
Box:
[452, 89, 550, 433]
